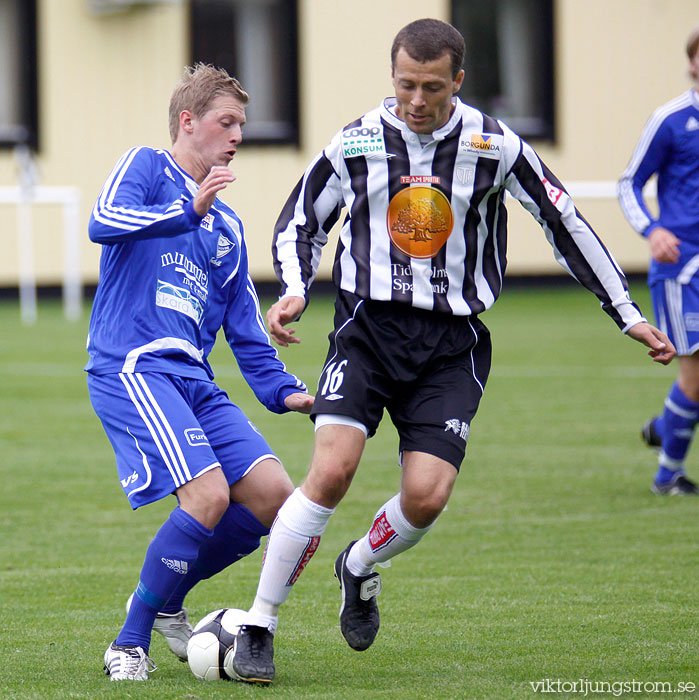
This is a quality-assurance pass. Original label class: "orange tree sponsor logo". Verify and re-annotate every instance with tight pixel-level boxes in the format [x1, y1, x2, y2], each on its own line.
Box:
[387, 186, 454, 259]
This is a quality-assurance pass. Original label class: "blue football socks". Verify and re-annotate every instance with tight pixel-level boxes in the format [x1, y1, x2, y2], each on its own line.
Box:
[656, 383, 699, 484]
[162, 502, 269, 614]
[116, 506, 212, 650]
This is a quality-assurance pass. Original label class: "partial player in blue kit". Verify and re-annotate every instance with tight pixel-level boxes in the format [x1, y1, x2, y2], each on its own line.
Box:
[618, 26, 699, 495]
[85, 64, 313, 681]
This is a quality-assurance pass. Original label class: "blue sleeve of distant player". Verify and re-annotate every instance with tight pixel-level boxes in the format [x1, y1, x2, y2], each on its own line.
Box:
[619, 119, 672, 236]
[89, 147, 202, 244]
[222, 247, 307, 414]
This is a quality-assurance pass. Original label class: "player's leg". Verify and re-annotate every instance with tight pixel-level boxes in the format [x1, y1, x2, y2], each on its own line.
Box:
[162, 459, 291, 613]
[116, 468, 226, 655]
[230, 421, 366, 684]
[241, 291, 381, 628]
[162, 383, 297, 624]
[346, 451, 456, 570]
[89, 372, 228, 679]
[336, 313, 491, 650]
[230, 292, 392, 682]
[653, 353, 699, 494]
[648, 279, 699, 494]
[252, 421, 366, 619]
[143, 460, 286, 669]
[337, 451, 456, 651]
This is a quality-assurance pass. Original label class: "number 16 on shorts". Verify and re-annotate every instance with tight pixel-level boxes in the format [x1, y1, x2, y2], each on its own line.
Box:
[319, 360, 348, 400]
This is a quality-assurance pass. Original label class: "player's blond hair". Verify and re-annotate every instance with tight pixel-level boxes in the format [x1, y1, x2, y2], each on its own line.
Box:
[168, 63, 249, 144]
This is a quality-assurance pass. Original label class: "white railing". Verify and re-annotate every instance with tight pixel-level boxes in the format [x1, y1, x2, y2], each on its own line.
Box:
[0, 184, 82, 324]
[1, 144, 81, 324]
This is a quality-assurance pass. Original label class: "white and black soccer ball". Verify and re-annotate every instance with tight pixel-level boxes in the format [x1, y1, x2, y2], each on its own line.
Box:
[186, 608, 248, 681]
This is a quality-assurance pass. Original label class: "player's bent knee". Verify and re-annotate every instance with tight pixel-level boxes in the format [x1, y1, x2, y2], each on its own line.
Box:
[254, 480, 294, 526]
[178, 470, 231, 529]
[307, 462, 356, 495]
[402, 500, 444, 528]
[401, 487, 451, 528]
[228, 458, 294, 527]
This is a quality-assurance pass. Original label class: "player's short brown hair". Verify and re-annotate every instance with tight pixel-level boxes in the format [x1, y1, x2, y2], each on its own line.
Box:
[686, 25, 699, 60]
[391, 18, 465, 80]
[168, 63, 249, 143]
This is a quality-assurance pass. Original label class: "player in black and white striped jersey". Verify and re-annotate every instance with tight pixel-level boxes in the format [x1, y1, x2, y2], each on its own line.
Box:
[229, 18, 675, 685]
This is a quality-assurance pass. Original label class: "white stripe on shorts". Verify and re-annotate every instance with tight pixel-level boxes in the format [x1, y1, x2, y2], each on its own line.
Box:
[118, 373, 188, 488]
[132, 373, 193, 482]
[665, 279, 688, 355]
[125, 426, 153, 497]
[466, 317, 485, 395]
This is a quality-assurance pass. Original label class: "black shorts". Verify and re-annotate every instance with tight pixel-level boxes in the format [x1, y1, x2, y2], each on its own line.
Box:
[310, 290, 492, 470]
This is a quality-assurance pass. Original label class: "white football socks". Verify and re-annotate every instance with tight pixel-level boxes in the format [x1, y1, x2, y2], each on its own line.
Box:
[248, 488, 334, 632]
[345, 493, 433, 576]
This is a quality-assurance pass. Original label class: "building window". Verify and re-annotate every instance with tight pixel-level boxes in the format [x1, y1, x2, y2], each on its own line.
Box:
[451, 0, 554, 141]
[191, 0, 299, 145]
[0, 0, 38, 149]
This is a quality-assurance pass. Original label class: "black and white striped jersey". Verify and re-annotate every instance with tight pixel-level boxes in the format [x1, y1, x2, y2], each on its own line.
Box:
[273, 97, 644, 331]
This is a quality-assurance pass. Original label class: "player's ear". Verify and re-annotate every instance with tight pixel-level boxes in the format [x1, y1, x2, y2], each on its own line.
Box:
[452, 69, 465, 94]
[179, 110, 195, 135]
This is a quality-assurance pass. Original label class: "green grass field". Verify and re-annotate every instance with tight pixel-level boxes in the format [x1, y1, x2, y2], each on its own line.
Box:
[0, 283, 696, 700]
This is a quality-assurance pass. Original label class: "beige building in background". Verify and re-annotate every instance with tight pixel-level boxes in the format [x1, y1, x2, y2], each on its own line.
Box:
[0, 0, 696, 292]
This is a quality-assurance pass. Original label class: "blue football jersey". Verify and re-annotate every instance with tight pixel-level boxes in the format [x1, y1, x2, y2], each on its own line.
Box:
[619, 89, 699, 284]
[86, 146, 305, 413]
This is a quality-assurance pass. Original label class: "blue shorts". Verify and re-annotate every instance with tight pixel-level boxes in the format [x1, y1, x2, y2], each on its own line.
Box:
[87, 372, 277, 509]
[651, 277, 699, 356]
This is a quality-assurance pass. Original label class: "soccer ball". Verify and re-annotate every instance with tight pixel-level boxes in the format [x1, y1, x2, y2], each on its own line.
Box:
[186, 608, 248, 680]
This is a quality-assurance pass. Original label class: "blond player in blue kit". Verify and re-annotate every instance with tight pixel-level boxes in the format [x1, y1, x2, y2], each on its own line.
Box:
[86, 64, 312, 681]
[619, 26, 699, 495]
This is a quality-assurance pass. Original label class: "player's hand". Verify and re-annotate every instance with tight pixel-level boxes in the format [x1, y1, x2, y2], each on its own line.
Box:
[284, 392, 314, 414]
[627, 322, 676, 365]
[648, 227, 680, 264]
[267, 296, 306, 346]
[193, 166, 236, 216]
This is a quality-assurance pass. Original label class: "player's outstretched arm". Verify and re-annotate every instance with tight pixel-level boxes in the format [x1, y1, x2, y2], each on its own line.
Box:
[267, 296, 306, 347]
[626, 322, 676, 365]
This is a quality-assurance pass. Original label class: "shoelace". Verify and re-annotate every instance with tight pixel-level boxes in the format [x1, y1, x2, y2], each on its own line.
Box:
[240, 626, 270, 659]
[355, 600, 377, 622]
[122, 648, 157, 676]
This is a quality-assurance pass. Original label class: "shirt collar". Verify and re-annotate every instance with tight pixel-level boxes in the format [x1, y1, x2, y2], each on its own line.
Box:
[380, 96, 463, 141]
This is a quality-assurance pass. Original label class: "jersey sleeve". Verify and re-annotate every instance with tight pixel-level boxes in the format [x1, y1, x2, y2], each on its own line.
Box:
[271, 139, 344, 300]
[504, 135, 645, 332]
[222, 245, 307, 413]
[617, 113, 672, 236]
[89, 147, 203, 244]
